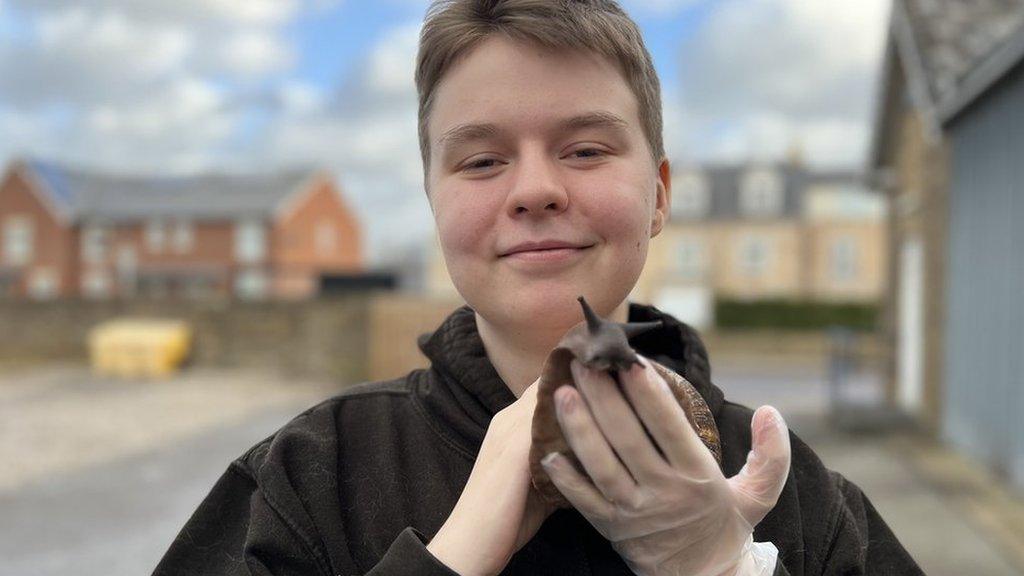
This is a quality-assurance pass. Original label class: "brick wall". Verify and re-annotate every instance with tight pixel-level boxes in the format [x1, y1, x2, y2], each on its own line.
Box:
[0, 166, 75, 298]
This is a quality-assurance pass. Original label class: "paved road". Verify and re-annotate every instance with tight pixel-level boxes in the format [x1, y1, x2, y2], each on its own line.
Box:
[2, 361, 1022, 576]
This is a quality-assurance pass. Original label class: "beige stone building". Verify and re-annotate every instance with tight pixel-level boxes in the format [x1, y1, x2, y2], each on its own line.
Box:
[638, 163, 887, 329]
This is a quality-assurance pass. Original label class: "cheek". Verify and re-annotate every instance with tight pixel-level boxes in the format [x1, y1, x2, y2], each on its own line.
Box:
[434, 193, 500, 256]
[587, 187, 652, 243]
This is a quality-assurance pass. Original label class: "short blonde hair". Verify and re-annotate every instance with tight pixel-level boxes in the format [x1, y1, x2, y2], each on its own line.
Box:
[415, 0, 664, 176]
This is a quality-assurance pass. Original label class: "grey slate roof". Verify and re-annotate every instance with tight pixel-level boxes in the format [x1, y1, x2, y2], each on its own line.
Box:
[671, 164, 874, 223]
[895, 0, 1024, 108]
[870, 0, 1024, 166]
[22, 159, 318, 223]
[671, 163, 806, 222]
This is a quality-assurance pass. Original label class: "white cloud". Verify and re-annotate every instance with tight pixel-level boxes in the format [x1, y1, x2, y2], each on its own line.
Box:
[85, 78, 225, 138]
[221, 29, 294, 76]
[367, 23, 421, 96]
[35, 8, 191, 78]
[0, 0, 311, 174]
[9, 0, 301, 26]
[279, 82, 324, 116]
[622, 0, 704, 16]
[674, 0, 889, 168]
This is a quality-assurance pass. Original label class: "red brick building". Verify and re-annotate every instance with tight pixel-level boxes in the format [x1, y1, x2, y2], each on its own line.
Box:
[0, 159, 363, 300]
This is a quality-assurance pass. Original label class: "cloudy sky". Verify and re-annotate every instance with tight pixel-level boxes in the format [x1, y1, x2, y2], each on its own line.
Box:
[0, 0, 890, 264]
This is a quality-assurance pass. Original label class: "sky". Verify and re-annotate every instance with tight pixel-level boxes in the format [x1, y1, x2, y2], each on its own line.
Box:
[0, 0, 891, 264]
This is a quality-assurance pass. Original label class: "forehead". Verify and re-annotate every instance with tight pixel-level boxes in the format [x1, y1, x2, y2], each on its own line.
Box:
[428, 35, 642, 145]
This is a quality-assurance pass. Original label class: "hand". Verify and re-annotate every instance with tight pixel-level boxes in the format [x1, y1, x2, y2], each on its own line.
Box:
[541, 355, 791, 576]
[428, 380, 557, 576]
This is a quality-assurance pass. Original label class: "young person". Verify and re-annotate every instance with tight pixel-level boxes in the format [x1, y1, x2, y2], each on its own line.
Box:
[154, 1, 923, 574]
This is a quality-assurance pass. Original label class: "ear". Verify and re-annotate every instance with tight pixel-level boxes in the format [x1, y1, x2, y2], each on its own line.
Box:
[651, 157, 671, 238]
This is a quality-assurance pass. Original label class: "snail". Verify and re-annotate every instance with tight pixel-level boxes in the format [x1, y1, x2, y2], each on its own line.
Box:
[529, 296, 722, 508]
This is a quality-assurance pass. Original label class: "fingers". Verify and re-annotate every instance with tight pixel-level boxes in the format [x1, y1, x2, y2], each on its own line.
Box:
[569, 359, 671, 484]
[540, 450, 616, 519]
[727, 405, 792, 527]
[553, 384, 637, 505]
[617, 356, 720, 475]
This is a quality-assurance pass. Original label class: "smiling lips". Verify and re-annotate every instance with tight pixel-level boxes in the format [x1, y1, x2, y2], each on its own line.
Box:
[501, 240, 592, 257]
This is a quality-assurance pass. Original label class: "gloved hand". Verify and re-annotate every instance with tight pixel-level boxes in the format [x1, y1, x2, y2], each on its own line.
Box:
[540, 355, 791, 576]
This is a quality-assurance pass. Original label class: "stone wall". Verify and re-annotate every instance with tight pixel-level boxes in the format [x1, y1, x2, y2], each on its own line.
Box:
[0, 295, 372, 385]
[0, 293, 883, 387]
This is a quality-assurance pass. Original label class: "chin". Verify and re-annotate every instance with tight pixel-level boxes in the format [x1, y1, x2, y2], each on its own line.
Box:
[519, 290, 625, 330]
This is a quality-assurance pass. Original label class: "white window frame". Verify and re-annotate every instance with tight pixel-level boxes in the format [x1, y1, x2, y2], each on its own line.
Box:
[82, 269, 112, 299]
[737, 235, 771, 277]
[830, 236, 858, 283]
[82, 225, 109, 264]
[28, 267, 58, 300]
[234, 220, 266, 264]
[234, 268, 267, 300]
[145, 219, 165, 253]
[172, 220, 194, 254]
[675, 238, 705, 279]
[740, 168, 783, 218]
[3, 215, 33, 266]
[672, 172, 710, 219]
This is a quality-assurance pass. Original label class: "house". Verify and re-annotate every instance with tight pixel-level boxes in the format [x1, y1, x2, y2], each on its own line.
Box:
[868, 0, 1024, 435]
[0, 159, 363, 300]
[636, 162, 886, 329]
[932, 14, 1024, 488]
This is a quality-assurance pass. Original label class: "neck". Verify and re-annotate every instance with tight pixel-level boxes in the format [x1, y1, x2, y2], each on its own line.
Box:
[476, 300, 630, 398]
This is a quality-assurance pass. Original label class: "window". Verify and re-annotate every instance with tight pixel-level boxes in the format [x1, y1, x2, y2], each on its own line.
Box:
[234, 220, 266, 263]
[830, 236, 858, 282]
[29, 267, 58, 300]
[234, 269, 267, 299]
[82, 270, 111, 299]
[675, 238, 705, 279]
[739, 168, 783, 217]
[115, 245, 137, 297]
[82, 225, 109, 264]
[672, 171, 710, 219]
[146, 220, 165, 253]
[3, 215, 33, 265]
[172, 220, 194, 253]
[315, 220, 336, 256]
[737, 235, 771, 277]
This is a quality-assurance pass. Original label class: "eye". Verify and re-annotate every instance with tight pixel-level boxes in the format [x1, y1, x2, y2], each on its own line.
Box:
[468, 156, 495, 168]
[569, 148, 605, 160]
[462, 157, 500, 172]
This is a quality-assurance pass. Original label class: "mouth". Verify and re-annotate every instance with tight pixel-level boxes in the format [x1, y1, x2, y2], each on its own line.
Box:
[501, 243, 595, 257]
[501, 245, 593, 262]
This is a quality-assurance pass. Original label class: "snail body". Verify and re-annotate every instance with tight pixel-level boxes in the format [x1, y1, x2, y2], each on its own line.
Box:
[529, 296, 722, 508]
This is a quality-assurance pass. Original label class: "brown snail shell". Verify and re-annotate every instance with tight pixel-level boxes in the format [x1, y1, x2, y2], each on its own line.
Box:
[529, 296, 722, 508]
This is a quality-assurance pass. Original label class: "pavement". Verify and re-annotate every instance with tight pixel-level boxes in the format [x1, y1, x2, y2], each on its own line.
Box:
[714, 356, 1024, 576]
[0, 364, 336, 576]
[1, 358, 1023, 576]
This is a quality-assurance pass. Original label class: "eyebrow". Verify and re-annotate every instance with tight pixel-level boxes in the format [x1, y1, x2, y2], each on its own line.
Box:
[437, 111, 630, 151]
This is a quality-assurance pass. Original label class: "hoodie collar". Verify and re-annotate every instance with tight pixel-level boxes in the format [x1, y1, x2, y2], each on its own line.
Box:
[414, 301, 725, 456]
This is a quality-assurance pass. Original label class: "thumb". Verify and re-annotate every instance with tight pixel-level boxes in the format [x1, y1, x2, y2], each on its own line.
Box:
[727, 405, 792, 527]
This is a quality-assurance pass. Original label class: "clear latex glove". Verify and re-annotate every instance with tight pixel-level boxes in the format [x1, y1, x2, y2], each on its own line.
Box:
[541, 356, 791, 576]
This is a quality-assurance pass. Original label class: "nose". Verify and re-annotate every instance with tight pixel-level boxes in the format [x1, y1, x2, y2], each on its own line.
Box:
[506, 151, 568, 217]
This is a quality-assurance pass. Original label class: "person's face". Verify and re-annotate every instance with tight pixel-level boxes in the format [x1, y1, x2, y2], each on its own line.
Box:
[426, 34, 670, 332]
